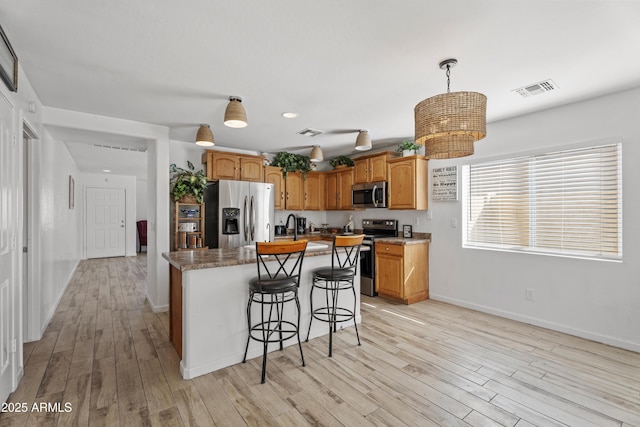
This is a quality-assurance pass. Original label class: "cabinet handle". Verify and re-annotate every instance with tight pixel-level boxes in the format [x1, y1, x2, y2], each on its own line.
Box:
[386, 247, 389, 251]
[286, 192, 290, 199]
[281, 192, 284, 200]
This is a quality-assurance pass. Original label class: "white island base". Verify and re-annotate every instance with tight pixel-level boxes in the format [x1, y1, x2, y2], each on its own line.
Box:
[169, 251, 361, 380]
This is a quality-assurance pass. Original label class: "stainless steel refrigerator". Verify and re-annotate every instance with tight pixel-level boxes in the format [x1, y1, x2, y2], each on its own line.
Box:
[203, 180, 275, 248]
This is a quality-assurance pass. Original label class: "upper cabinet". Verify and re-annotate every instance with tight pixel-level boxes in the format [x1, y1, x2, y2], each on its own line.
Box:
[325, 167, 354, 210]
[388, 155, 429, 210]
[264, 168, 322, 211]
[353, 151, 396, 184]
[202, 150, 264, 182]
[303, 171, 324, 211]
[264, 166, 285, 210]
[284, 172, 304, 211]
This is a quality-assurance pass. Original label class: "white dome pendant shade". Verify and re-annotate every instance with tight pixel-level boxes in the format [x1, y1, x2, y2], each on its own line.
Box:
[354, 130, 372, 151]
[195, 124, 215, 146]
[224, 97, 248, 128]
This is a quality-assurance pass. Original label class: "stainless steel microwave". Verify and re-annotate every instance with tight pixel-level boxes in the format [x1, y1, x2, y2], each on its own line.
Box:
[352, 181, 387, 208]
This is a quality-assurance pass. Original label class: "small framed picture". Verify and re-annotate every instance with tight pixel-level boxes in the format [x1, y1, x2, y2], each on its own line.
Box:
[69, 175, 74, 209]
[402, 225, 413, 238]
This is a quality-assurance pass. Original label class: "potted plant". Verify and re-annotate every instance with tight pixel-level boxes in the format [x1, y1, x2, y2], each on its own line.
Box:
[329, 155, 354, 169]
[397, 140, 420, 157]
[170, 161, 208, 203]
[269, 151, 312, 178]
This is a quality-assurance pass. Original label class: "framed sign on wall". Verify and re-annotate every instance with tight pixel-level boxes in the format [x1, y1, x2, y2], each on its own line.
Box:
[0, 25, 18, 92]
[432, 166, 458, 201]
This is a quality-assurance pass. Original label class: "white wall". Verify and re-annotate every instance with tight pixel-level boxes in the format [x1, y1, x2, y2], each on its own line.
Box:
[36, 131, 82, 334]
[136, 179, 148, 221]
[333, 89, 640, 352]
[81, 172, 138, 257]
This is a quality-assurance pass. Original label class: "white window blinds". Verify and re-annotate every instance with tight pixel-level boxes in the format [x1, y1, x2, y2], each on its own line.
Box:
[463, 143, 622, 260]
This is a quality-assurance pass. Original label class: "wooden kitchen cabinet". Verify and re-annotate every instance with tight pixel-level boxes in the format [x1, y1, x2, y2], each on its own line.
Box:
[264, 166, 285, 210]
[375, 241, 429, 304]
[353, 151, 395, 184]
[303, 171, 324, 210]
[388, 155, 429, 210]
[325, 167, 354, 210]
[285, 172, 304, 210]
[202, 150, 264, 182]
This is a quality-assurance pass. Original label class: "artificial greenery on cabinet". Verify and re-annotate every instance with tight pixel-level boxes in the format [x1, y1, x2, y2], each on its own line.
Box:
[269, 152, 312, 178]
[329, 155, 354, 169]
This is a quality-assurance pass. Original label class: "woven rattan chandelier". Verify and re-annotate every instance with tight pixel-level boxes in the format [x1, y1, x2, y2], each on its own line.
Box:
[414, 59, 486, 159]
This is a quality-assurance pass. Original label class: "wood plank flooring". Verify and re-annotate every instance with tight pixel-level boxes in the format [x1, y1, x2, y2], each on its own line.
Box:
[2, 255, 639, 426]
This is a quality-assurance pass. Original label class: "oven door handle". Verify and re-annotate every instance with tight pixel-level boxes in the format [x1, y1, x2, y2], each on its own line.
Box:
[372, 184, 378, 207]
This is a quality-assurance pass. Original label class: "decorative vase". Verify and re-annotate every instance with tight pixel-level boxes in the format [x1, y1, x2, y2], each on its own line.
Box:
[402, 150, 415, 157]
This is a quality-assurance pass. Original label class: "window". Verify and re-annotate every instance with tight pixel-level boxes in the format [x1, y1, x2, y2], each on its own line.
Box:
[462, 143, 622, 260]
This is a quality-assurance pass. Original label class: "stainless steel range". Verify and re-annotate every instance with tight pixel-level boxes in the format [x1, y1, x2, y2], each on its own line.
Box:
[360, 219, 398, 296]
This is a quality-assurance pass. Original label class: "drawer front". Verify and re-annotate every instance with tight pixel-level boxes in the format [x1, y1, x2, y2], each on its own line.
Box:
[375, 243, 403, 256]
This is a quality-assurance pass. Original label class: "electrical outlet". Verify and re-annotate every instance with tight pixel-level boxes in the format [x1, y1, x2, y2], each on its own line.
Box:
[525, 288, 536, 301]
[414, 217, 420, 226]
[426, 210, 433, 220]
[450, 218, 457, 228]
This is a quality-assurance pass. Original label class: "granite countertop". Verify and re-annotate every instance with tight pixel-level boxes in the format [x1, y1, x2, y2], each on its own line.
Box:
[163, 242, 369, 272]
[375, 232, 432, 245]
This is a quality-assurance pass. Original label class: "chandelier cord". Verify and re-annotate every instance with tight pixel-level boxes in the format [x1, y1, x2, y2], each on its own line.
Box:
[446, 65, 451, 93]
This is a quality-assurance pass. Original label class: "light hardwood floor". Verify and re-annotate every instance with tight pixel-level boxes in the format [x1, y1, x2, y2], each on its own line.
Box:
[2, 256, 639, 426]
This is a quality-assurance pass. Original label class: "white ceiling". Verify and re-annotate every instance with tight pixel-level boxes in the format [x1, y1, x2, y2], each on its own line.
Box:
[2, 1, 640, 176]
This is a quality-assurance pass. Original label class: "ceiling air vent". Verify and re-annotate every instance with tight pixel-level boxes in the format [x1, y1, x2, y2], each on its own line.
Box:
[513, 79, 557, 98]
[297, 128, 323, 137]
[92, 144, 147, 152]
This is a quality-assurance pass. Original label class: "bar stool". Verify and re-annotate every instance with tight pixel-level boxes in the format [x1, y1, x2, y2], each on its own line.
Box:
[306, 235, 364, 357]
[243, 239, 308, 383]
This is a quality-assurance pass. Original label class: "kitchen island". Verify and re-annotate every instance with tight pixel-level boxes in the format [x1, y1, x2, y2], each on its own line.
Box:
[162, 242, 362, 379]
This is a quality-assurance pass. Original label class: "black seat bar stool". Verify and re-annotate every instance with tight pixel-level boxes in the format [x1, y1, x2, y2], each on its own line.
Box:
[243, 239, 308, 383]
[306, 234, 364, 357]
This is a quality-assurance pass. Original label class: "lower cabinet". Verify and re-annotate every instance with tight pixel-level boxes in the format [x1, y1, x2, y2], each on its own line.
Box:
[375, 241, 429, 304]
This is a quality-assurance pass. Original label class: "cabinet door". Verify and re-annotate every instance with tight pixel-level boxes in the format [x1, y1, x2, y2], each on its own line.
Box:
[353, 159, 369, 184]
[337, 168, 354, 210]
[211, 153, 239, 180]
[388, 159, 416, 209]
[325, 172, 338, 210]
[240, 157, 264, 182]
[264, 166, 285, 210]
[285, 172, 304, 210]
[403, 243, 429, 303]
[375, 251, 403, 300]
[304, 172, 324, 210]
[369, 155, 388, 182]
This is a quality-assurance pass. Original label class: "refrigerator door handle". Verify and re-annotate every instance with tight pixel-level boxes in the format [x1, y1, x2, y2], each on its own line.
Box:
[250, 195, 255, 241]
[243, 195, 249, 241]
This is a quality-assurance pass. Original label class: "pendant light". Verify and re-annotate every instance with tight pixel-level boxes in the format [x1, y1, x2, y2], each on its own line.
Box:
[414, 59, 486, 159]
[224, 96, 248, 128]
[354, 130, 372, 151]
[195, 124, 214, 146]
[310, 145, 324, 162]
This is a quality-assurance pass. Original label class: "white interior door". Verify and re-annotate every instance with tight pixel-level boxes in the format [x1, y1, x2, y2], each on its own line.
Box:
[86, 187, 126, 258]
[0, 91, 15, 403]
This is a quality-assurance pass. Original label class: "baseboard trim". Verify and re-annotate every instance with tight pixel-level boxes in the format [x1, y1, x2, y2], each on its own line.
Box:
[430, 293, 640, 353]
[146, 295, 168, 313]
[40, 259, 80, 336]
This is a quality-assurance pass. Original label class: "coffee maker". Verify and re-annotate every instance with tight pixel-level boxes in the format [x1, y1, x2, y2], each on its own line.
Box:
[296, 217, 307, 234]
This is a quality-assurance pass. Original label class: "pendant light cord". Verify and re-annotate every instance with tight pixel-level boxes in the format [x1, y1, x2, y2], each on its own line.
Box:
[446, 64, 451, 93]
